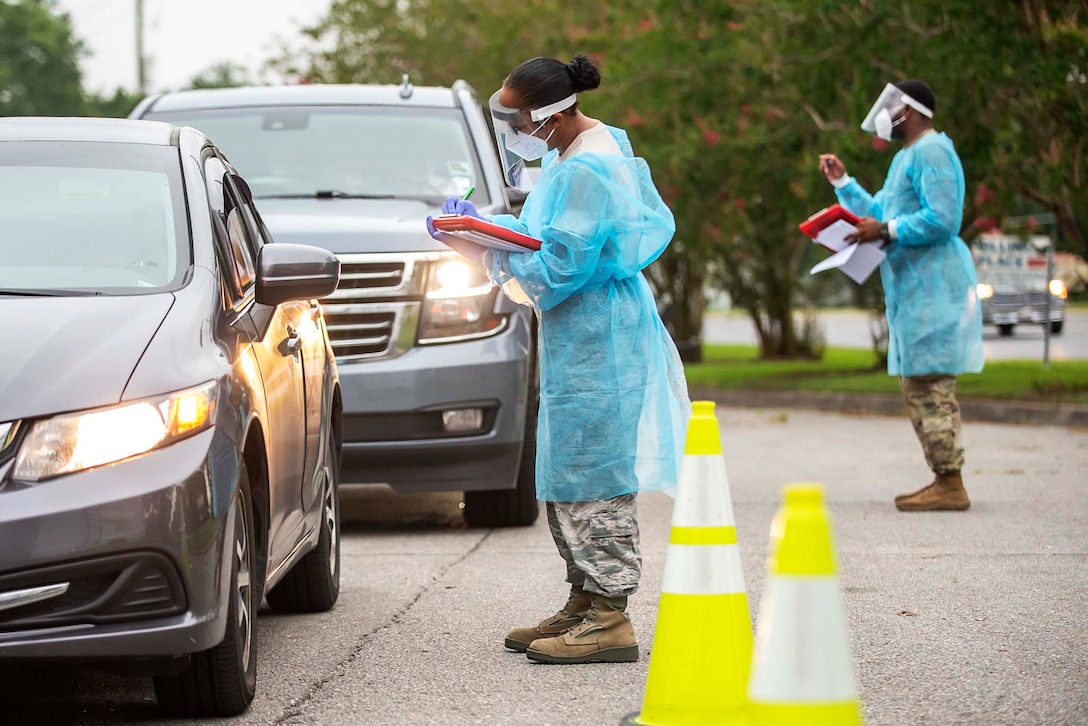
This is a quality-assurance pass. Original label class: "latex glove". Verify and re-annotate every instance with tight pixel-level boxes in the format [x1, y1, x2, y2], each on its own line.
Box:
[425, 216, 485, 265]
[441, 197, 482, 217]
[425, 215, 442, 240]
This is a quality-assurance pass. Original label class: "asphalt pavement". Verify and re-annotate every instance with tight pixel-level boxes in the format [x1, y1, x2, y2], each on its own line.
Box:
[702, 308, 1088, 361]
[4, 408, 1085, 725]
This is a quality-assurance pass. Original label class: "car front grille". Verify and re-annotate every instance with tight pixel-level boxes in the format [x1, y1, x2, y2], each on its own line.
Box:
[321, 253, 435, 363]
[987, 292, 1020, 313]
[337, 261, 405, 292]
[324, 310, 398, 359]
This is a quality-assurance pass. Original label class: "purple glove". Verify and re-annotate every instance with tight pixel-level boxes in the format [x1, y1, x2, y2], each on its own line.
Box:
[425, 216, 485, 265]
[425, 215, 442, 240]
[442, 197, 482, 217]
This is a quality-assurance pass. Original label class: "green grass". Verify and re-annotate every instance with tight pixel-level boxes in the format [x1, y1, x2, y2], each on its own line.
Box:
[685, 345, 1088, 404]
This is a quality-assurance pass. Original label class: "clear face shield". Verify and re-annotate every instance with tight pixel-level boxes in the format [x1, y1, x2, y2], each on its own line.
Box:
[860, 82, 933, 141]
[489, 89, 577, 188]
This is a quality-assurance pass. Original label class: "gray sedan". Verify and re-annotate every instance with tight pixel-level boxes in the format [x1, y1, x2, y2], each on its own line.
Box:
[0, 118, 342, 717]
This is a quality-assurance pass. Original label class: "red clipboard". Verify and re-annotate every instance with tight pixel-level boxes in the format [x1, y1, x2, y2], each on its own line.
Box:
[798, 204, 860, 252]
[431, 215, 542, 251]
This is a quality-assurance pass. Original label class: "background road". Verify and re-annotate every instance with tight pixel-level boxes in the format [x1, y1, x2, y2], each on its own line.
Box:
[703, 308, 1088, 361]
[4, 408, 1085, 725]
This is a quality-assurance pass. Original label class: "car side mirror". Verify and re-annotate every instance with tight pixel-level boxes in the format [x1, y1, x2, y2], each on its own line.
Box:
[255, 243, 340, 306]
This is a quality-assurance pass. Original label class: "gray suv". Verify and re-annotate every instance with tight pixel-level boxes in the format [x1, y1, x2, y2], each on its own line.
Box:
[133, 81, 539, 527]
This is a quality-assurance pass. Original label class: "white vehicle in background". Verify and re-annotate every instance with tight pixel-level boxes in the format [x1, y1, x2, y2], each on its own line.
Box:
[973, 233, 1067, 337]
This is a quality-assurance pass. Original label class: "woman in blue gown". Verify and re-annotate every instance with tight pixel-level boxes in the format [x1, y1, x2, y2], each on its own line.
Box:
[428, 54, 690, 664]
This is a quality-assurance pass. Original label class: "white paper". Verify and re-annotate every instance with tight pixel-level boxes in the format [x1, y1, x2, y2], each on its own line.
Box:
[809, 242, 885, 284]
[814, 220, 857, 252]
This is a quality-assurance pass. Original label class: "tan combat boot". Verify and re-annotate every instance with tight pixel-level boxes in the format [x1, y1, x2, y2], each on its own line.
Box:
[504, 585, 592, 652]
[895, 471, 971, 511]
[525, 595, 638, 664]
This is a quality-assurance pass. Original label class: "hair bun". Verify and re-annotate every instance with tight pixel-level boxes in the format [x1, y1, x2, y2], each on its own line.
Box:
[566, 54, 601, 93]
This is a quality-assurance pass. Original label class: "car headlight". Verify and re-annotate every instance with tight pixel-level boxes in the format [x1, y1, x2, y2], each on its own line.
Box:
[1049, 279, 1067, 299]
[13, 381, 218, 482]
[418, 256, 505, 343]
[976, 283, 994, 300]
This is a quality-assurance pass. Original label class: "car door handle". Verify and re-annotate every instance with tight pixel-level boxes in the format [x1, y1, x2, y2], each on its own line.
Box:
[282, 326, 303, 357]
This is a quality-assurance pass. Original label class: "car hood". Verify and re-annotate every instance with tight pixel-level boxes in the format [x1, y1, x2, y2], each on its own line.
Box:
[256, 198, 449, 255]
[0, 293, 174, 422]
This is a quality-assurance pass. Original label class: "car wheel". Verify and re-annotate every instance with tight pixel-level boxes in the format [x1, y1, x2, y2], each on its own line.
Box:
[265, 428, 341, 613]
[154, 465, 258, 717]
[1050, 320, 1064, 335]
[998, 323, 1015, 337]
[463, 384, 540, 528]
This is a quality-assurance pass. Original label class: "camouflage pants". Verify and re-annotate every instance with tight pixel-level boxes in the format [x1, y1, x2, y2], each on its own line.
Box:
[900, 374, 965, 474]
[547, 494, 641, 598]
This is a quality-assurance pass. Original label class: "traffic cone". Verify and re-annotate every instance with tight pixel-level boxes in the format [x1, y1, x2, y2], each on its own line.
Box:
[623, 401, 752, 726]
[747, 483, 864, 725]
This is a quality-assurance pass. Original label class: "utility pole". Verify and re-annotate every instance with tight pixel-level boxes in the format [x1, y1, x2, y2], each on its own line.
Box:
[135, 0, 146, 95]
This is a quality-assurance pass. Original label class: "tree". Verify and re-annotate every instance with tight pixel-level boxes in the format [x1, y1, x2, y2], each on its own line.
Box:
[84, 87, 143, 118]
[746, 0, 1086, 362]
[756, 0, 1086, 250]
[0, 0, 84, 116]
[188, 61, 253, 90]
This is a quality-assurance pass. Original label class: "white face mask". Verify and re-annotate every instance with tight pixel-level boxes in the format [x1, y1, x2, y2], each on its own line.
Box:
[874, 107, 907, 141]
[503, 119, 554, 161]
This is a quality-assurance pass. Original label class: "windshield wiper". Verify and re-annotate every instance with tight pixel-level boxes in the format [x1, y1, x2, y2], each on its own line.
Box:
[0, 288, 103, 297]
[256, 190, 397, 200]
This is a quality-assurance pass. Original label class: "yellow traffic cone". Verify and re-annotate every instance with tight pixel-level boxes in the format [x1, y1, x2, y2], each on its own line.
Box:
[747, 483, 864, 725]
[623, 401, 752, 726]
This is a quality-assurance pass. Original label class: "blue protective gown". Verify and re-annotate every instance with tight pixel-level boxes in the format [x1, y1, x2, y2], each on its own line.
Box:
[835, 132, 984, 377]
[483, 125, 690, 503]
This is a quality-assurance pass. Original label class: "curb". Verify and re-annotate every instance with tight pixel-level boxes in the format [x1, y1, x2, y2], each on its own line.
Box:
[688, 388, 1088, 428]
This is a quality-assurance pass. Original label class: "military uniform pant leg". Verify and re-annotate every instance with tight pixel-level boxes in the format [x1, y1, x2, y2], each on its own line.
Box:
[900, 374, 965, 474]
[549, 494, 641, 598]
[546, 501, 585, 587]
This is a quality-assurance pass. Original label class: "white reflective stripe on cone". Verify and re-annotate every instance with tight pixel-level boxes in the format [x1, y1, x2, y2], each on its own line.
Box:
[661, 544, 746, 595]
[673, 455, 737, 528]
[748, 577, 858, 702]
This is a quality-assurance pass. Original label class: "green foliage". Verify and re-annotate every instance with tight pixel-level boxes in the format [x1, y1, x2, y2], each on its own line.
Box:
[687, 344, 1088, 403]
[0, 0, 84, 116]
[188, 61, 253, 90]
[83, 87, 142, 118]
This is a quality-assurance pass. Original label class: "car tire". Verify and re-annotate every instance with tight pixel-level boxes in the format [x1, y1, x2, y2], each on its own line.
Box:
[265, 428, 341, 614]
[998, 323, 1016, 337]
[463, 385, 540, 529]
[1050, 320, 1064, 335]
[154, 465, 258, 717]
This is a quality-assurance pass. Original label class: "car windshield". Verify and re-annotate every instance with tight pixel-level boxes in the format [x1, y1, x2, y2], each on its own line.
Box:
[145, 106, 489, 206]
[0, 141, 189, 295]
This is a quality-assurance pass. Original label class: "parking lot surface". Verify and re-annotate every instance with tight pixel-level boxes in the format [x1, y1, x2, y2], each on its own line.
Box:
[4, 408, 1085, 725]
